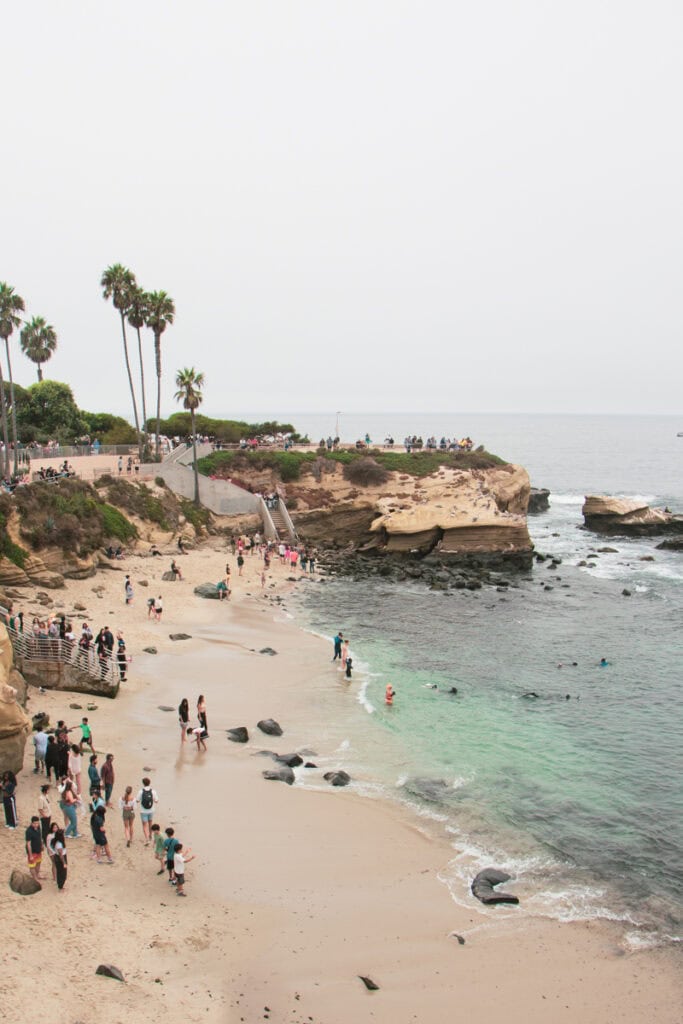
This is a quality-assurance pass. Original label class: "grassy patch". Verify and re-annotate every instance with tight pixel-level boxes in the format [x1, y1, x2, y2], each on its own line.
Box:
[179, 499, 213, 535]
[0, 509, 28, 568]
[101, 504, 139, 543]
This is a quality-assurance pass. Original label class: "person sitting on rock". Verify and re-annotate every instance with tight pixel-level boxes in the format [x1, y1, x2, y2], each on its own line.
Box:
[170, 559, 183, 580]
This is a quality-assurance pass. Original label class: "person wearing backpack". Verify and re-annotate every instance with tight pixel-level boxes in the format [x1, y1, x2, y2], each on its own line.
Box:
[136, 777, 158, 845]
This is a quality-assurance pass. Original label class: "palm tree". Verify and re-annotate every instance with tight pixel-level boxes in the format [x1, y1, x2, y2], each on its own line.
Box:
[100, 264, 141, 448]
[126, 285, 149, 457]
[0, 282, 26, 477]
[174, 367, 204, 505]
[145, 290, 175, 458]
[19, 316, 57, 381]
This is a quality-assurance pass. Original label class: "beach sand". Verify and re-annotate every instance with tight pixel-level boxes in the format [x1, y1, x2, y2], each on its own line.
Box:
[0, 541, 680, 1024]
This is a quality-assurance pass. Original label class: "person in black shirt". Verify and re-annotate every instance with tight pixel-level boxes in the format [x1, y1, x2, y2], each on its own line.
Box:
[25, 816, 44, 881]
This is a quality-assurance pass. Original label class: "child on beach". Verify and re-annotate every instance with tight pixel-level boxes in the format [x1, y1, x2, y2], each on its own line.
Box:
[79, 717, 95, 754]
[173, 842, 195, 897]
[151, 823, 166, 874]
[163, 827, 179, 883]
[345, 656, 353, 680]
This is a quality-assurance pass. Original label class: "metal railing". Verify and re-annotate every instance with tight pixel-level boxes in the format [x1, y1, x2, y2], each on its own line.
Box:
[0, 608, 120, 686]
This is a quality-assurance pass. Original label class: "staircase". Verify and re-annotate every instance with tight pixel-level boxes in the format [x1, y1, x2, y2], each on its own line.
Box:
[264, 499, 298, 543]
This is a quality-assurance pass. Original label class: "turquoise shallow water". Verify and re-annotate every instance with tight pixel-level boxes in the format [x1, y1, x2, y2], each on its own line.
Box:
[280, 414, 683, 946]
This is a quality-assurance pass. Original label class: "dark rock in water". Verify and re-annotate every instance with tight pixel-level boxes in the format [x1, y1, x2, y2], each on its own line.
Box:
[656, 537, 683, 551]
[522, 691, 539, 698]
[639, 555, 655, 561]
[528, 487, 550, 514]
[96, 964, 125, 982]
[274, 752, 303, 768]
[304, 761, 317, 768]
[358, 976, 380, 991]
[597, 546, 618, 553]
[262, 767, 295, 785]
[471, 868, 519, 906]
[622, 589, 632, 597]
[323, 770, 351, 787]
[257, 718, 283, 737]
[69, 703, 83, 710]
[403, 777, 451, 802]
[161, 571, 177, 581]
[169, 633, 192, 641]
[259, 647, 278, 656]
[227, 727, 249, 743]
[9, 869, 41, 895]
[158, 706, 175, 712]
[194, 583, 220, 599]
[143, 647, 158, 654]
[544, 585, 553, 591]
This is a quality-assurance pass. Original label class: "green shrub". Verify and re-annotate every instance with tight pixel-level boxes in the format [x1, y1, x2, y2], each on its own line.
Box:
[101, 504, 138, 543]
[0, 511, 28, 568]
[180, 499, 212, 535]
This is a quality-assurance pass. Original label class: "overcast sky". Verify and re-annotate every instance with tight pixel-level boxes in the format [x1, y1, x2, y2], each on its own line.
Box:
[4, 2, 682, 420]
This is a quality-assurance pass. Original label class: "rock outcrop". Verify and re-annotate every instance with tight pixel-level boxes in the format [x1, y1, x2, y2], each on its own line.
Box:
[0, 624, 30, 774]
[290, 463, 533, 571]
[582, 496, 683, 537]
[528, 488, 550, 514]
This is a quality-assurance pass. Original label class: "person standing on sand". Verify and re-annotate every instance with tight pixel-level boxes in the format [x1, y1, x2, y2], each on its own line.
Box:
[2, 770, 18, 829]
[25, 817, 44, 881]
[125, 575, 134, 605]
[136, 777, 158, 845]
[332, 631, 343, 662]
[155, 595, 163, 622]
[178, 698, 189, 741]
[38, 784, 52, 842]
[67, 744, 82, 796]
[173, 842, 195, 896]
[78, 717, 95, 754]
[147, 595, 156, 619]
[53, 828, 68, 891]
[116, 632, 128, 681]
[151, 823, 166, 873]
[45, 822, 59, 881]
[237, 552, 244, 576]
[91, 804, 114, 865]
[341, 639, 350, 672]
[119, 785, 136, 846]
[100, 753, 115, 806]
[197, 695, 208, 736]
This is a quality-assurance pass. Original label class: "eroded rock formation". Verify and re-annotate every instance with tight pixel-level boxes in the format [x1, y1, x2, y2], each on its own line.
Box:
[582, 496, 683, 537]
[0, 623, 30, 774]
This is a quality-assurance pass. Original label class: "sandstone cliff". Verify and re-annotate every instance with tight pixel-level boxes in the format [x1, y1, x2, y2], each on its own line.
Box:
[0, 623, 30, 775]
[288, 462, 533, 566]
[582, 496, 683, 537]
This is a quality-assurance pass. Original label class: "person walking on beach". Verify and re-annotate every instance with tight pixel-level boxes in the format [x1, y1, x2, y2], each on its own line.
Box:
[332, 631, 343, 662]
[68, 744, 82, 796]
[45, 735, 59, 782]
[33, 725, 48, 775]
[173, 841, 195, 897]
[78, 717, 95, 754]
[118, 456, 123, 474]
[2, 770, 18, 829]
[237, 552, 244, 576]
[341, 639, 350, 672]
[345, 656, 353, 680]
[137, 778, 158, 845]
[125, 575, 134, 605]
[147, 595, 156, 619]
[155, 595, 163, 621]
[91, 804, 114, 864]
[100, 753, 115, 807]
[120, 785, 136, 846]
[178, 698, 189, 741]
[151, 823, 166, 874]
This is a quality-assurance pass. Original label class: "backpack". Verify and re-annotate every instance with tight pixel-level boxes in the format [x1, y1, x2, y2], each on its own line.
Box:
[141, 788, 154, 810]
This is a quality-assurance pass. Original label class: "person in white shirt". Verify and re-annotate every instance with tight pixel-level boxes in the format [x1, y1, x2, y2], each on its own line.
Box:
[173, 842, 195, 896]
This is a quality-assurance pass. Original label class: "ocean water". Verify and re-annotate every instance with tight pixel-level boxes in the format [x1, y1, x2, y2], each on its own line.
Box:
[278, 413, 683, 947]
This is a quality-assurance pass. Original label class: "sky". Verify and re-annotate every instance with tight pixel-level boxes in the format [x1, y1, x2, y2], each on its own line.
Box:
[3, 1, 682, 420]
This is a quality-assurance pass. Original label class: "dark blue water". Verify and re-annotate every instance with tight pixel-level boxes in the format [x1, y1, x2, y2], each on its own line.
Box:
[272, 414, 683, 947]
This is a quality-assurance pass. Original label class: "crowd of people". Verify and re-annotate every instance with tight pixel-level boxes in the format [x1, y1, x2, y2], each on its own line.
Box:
[2, 700, 202, 896]
[7, 611, 128, 684]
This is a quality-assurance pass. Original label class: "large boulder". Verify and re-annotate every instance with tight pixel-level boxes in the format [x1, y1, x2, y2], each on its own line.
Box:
[471, 868, 519, 906]
[194, 583, 220, 599]
[9, 869, 41, 895]
[323, 770, 351, 787]
[227, 727, 249, 743]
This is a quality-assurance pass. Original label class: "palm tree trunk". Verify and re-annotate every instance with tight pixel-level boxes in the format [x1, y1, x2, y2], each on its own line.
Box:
[136, 326, 148, 459]
[37, 364, 43, 382]
[119, 311, 141, 448]
[191, 408, 200, 505]
[154, 333, 161, 459]
[0, 362, 10, 479]
[4, 339, 19, 477]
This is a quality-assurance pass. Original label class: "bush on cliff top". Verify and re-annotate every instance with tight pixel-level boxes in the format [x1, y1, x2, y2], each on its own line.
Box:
[197, 447, 506, 483]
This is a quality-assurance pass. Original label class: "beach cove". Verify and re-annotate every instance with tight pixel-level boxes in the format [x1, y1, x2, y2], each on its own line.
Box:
[0, 540, 680, 1024]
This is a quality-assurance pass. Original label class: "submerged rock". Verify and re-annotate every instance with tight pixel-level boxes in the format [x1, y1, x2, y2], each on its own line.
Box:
[273, 752, 303, 768]
[227, 727, 249, 743]
[323, 770, 351, 787]
[262, 767, 295, 785]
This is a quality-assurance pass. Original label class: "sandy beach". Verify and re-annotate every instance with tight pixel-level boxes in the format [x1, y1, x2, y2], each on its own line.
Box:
[0, 540, 680, 1024]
